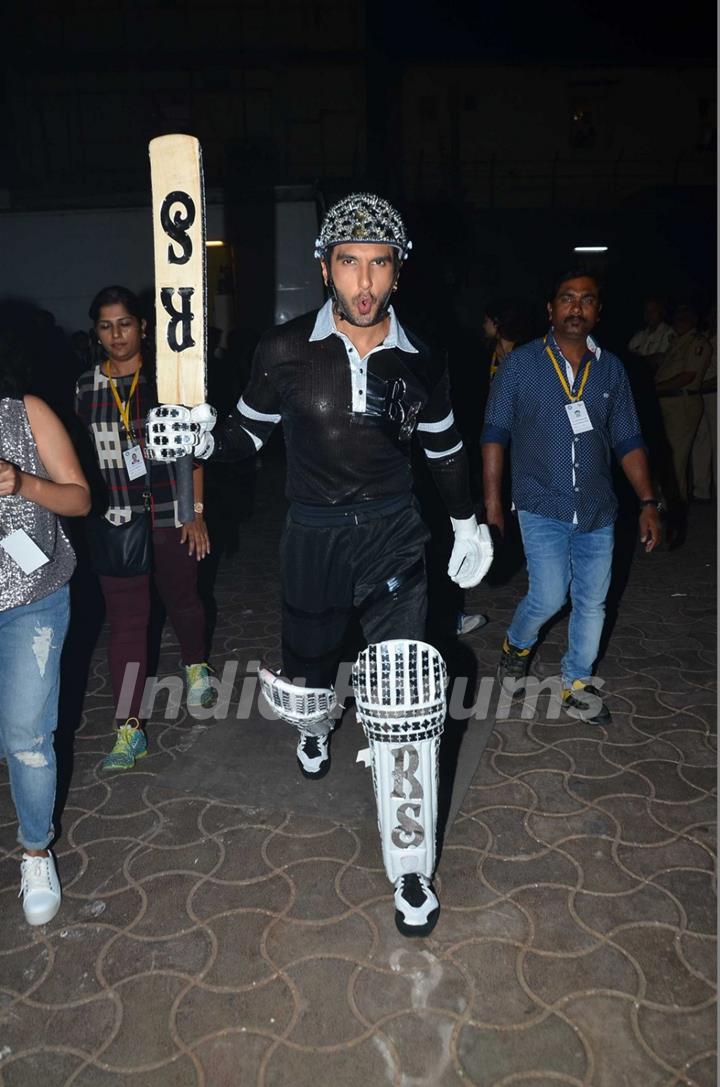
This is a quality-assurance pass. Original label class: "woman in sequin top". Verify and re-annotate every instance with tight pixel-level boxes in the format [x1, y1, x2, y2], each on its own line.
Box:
[0, 315, 90, 926]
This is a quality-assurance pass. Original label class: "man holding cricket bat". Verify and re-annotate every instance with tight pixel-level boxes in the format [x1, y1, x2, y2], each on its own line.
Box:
[146, 193, 493, 937]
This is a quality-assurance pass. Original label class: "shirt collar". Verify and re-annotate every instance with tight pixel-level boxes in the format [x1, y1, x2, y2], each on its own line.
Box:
[549, 327, 602, 363]
[309, 299, 418, 354]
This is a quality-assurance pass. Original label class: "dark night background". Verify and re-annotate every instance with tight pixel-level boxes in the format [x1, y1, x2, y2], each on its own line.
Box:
[0, 0, 716, 357]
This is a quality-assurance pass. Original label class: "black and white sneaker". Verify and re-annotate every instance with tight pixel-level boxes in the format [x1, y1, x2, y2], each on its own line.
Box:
[296, 730, 330, 778]
[497, 637, 531, 686]
[394, 874, 440, 937]
[562, 682, 612, 726]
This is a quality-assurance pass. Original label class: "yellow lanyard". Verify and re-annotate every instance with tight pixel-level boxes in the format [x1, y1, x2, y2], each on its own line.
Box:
[105, 364, 140, 439]
[544, 339, 591, 403]
[489, 349, 498, 379]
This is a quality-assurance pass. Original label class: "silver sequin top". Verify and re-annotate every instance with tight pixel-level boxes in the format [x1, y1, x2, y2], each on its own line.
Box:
[0, 398, 76, 610]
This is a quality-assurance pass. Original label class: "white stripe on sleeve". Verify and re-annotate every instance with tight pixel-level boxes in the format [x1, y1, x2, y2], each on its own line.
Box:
[423, 440, 464, 460]
[237, 396, 281, 424]
[417, 410, 454, 434]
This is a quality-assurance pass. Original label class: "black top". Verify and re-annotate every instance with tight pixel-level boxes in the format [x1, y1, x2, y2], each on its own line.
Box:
[211, 309, 474, 519]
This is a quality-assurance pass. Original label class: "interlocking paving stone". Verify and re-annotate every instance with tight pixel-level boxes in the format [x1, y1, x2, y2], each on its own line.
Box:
[573, 883, 684, 934]
[0, 469, 715, 1085]
[1, 1052, 85, 1087]
[453, 940, 546, 1025]
[563, 994, 670, 1087]
[457, 1015, 589, 1085]
[378, 1012, 468, 1086]
[262, 1040, 396, 1087]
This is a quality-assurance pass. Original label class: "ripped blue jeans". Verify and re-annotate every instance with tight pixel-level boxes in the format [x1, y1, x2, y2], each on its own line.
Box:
[0, 585, 69, 850]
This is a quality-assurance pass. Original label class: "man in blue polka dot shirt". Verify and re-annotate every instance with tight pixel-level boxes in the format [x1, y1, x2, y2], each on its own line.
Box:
[481, 270, 662, 724]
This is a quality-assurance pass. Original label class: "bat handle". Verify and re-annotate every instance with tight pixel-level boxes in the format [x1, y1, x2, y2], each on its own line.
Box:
[175, 453, 195, 524]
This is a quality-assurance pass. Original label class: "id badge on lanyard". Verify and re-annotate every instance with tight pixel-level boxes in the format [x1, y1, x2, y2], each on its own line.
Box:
[123, 444, 147, 479]
[545, 340, 594, 433]
[107, 366, 147, 478]
[565, 401, 593, 433]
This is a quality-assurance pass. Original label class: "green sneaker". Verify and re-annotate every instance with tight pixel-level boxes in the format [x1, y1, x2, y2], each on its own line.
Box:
[185, 662, 217, 708]
[101, 719, 148, 771]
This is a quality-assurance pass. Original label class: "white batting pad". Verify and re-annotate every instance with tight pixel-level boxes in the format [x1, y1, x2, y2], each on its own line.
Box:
[352, 639, 447, 743]
[353, 640, 448, 882]
[367, 733, 441, 880]
[258, 665, 336, 735]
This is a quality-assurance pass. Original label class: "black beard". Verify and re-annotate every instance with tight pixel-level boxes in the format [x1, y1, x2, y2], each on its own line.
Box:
[331, 283, 395, 328]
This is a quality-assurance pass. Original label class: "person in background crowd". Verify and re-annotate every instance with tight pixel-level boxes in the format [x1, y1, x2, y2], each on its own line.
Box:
[690, 305, 717, 503]
[654, 303, 712, 505]
[75, 286, 215, 772]
[0, 315, 90, 925]
[482, 270, 661, 726]
[483, 297, 535, 380]
[628, 296, 673, 371]
[69, 329, 92, 376]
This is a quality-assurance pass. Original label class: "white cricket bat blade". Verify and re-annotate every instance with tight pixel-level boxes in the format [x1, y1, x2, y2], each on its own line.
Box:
[149, 133, 207, 407]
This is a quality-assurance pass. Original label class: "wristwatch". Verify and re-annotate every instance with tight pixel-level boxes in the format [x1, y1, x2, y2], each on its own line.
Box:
[193, 502, 204, 514]
[638, 498, 662, 510]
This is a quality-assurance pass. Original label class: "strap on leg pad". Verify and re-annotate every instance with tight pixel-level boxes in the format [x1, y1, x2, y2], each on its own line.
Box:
[258, 664, 336, 736]
[352, 640, 447, 881]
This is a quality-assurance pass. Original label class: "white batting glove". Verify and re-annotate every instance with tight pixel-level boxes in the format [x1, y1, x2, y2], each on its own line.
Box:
[145, 404, 216, 461]
[448, 516, 494, 588]
[190, 404, 216, 458]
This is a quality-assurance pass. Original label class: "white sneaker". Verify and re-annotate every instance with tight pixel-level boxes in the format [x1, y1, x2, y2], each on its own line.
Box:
[296, 730, 330, 779]
[20, 853, 61, 926]
[394, 873, 440, 937]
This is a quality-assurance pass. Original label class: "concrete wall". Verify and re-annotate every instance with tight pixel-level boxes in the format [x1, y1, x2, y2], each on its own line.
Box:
[401, 64, 715, 206]
[0, 204, 225, 333]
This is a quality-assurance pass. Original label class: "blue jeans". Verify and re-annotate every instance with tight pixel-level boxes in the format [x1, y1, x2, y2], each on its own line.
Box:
[0, 585, 69, 850]
[508, 512, 614, 685]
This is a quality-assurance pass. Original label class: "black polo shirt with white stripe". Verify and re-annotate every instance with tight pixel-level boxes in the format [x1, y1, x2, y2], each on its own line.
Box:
[210, 301, 473, 519]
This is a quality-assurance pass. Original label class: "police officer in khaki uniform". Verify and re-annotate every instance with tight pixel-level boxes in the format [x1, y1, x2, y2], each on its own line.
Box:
[690, 311, 717, 501]
[655, 304, 712, 503]
[628, 296, 673, 371]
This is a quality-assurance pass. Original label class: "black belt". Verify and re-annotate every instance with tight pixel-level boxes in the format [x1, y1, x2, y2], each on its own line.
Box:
[658, 389, 701, 399]
[289, 493, 412, 527]
[356, 556, 425, 615]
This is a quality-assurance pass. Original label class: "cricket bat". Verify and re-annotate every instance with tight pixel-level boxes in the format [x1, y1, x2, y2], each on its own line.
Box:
[149, 133, 207, 525]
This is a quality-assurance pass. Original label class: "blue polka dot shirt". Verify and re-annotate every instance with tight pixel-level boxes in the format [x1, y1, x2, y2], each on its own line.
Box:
[481, 331, 645, 532]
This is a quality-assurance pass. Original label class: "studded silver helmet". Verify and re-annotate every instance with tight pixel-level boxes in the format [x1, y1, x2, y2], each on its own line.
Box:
[314, 193, 412, 261]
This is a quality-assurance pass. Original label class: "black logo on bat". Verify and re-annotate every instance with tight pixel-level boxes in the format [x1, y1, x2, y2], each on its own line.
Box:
[160, 190, 195, 265]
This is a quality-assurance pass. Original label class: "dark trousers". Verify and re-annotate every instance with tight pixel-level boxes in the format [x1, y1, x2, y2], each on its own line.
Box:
[281, 501, 430, 689]
[99, 526, 206, 720]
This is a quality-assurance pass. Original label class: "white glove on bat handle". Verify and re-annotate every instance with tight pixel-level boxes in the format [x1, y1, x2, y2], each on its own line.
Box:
[190, 404, 216, 458]
[448, 516, 494, 588]
[145, 404, 216, 461]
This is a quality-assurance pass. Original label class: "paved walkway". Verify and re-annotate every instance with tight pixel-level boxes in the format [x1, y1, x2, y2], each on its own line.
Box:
[0, 465, 716, 1087]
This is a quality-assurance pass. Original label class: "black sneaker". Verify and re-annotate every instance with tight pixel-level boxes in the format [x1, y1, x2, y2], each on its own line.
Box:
[393, 874, 440, 937]
[562, 682, 612, 726]
[497, 637, 531, 685]
[296, 730, 331, 778]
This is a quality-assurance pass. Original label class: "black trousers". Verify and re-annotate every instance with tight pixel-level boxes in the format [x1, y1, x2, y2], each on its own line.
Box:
[281, 499, 430, 688]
